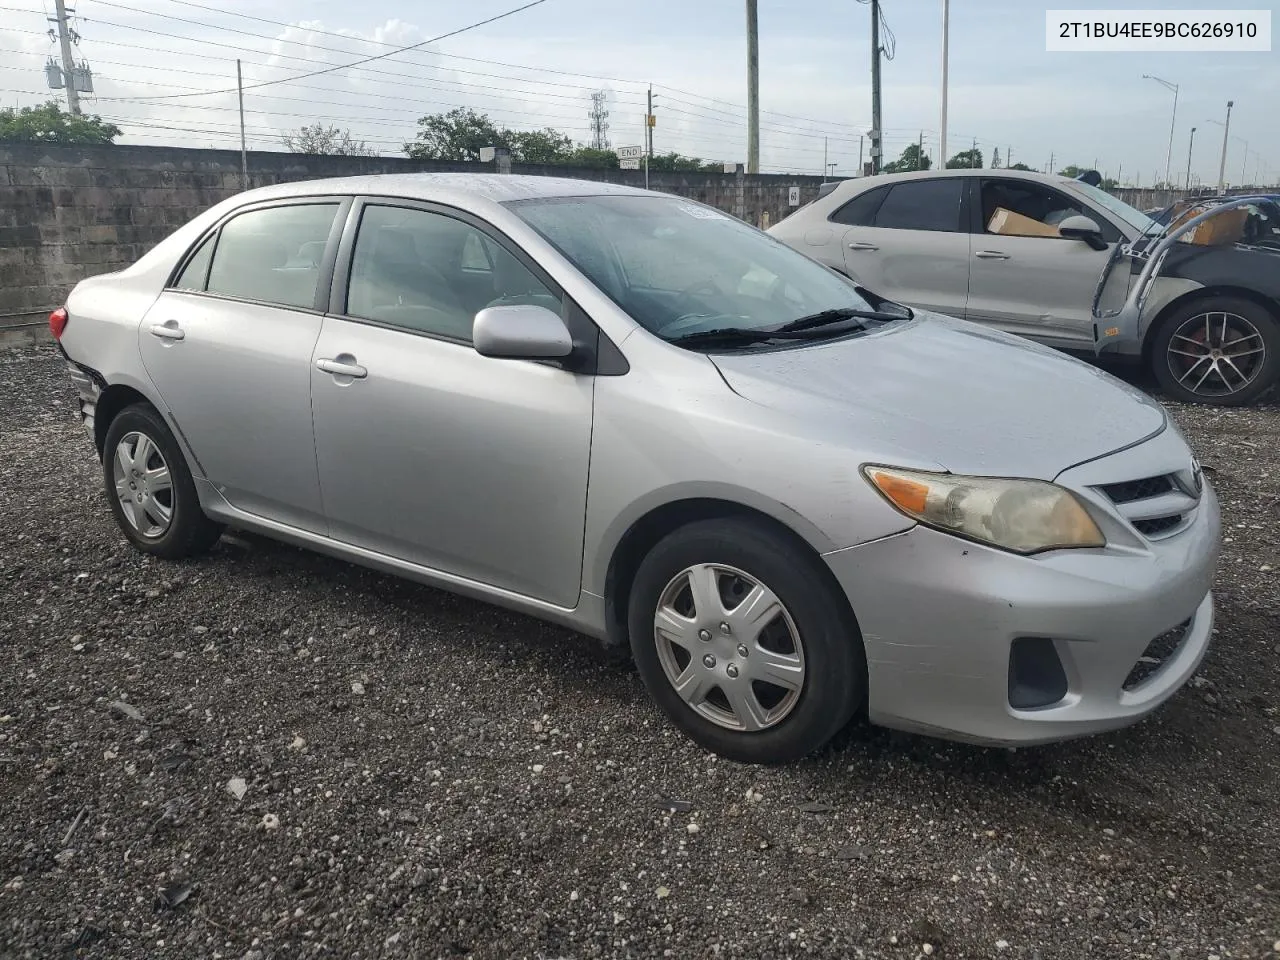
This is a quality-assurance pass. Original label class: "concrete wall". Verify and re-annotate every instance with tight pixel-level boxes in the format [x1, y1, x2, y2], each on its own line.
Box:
[0, 143, 830, 330]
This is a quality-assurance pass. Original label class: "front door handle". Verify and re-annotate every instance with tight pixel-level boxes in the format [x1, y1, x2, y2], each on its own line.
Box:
[975, 250, 1011, 260]
[316, 357, 368, 379]
[847, 241, 879, 251]
[149, 320, 185, 340]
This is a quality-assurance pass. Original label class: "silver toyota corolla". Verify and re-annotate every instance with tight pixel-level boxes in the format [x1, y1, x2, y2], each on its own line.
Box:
[53, 174, 1220, 764]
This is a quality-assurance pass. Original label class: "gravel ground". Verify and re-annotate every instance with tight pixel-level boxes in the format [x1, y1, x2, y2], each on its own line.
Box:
[1, 342, 1278, 960]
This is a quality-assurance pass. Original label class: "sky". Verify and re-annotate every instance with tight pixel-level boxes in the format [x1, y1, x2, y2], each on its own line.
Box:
[1, 0, 1277, 186]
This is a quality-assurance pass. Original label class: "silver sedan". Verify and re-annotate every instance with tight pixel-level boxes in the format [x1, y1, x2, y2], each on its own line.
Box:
[53, 174, 1219, 763]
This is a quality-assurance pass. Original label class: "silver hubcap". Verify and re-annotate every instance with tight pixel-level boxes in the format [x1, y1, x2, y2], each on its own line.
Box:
[112, 431, 174, 538]
[653, 563, 805, 732]
[1167, 311, 1266, 398]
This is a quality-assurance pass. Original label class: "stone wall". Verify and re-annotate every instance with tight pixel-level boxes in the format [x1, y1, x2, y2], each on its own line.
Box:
[0, 143, 831, 330]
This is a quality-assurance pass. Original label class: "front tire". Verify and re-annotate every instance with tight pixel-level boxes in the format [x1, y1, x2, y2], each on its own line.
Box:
[102, 403, 223, 559]
[1151, 296, 1279, 405]
[627, 518, 864, 764]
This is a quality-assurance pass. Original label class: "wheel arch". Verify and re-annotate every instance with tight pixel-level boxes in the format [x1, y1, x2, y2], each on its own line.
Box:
[93, 383, 152, 458]
[600, 496, 862, 653]
[1141, 284, 1280, 366]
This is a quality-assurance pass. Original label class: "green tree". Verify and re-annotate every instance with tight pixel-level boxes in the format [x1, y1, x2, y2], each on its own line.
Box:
[882, 142, 931, 173]
[404, 107, 504, 161]
[991, 147, 1001, 168]
[565, 146, 619, 168]
[283, 124, 375, 156]
[647, 151, 721, 172]
[507, 127, 573, 164]
[1007, 162, 1035, 171]
[1057, 164, 1088, 179]
[946, 147, 983, 169]
[0, 100, 120, 145]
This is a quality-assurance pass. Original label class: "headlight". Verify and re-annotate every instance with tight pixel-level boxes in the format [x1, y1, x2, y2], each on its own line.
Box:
[863, 466, 1105, 554]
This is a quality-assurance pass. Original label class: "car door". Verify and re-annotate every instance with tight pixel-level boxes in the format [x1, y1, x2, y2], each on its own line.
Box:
[831, 178, 970, 318]
[309, 199, 594, 607]
[965, 177, 1121, 345]
[138, 198, 348, 533]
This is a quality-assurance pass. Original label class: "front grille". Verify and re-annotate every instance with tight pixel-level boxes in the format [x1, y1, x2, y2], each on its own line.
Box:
[1096, 472, 1194, 540]
[1100, 475, 1174, 504]
[1132, 515, 1183, 537]
[1122, 618, 1192, 690]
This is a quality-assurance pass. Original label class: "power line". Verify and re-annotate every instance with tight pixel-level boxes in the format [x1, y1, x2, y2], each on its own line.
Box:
[18, 0, 555, 100]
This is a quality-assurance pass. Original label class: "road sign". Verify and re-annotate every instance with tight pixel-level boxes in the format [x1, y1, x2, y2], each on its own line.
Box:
[618, 145, 644, 160]
[620, 158, 641, 170]
[788, 186, 800, 206]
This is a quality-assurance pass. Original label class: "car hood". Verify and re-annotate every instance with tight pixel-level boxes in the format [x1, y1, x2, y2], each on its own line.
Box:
[710, 312, 1167, 481]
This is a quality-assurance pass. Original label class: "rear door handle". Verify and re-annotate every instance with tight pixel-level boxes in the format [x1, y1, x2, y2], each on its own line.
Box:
[149, 320, 185, 340]
[847, 241, 879, 251]
[975, 250, 1010, 260]
[316, 357, 368, 379]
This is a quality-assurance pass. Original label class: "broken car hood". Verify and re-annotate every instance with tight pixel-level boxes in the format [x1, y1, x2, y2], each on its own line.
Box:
[710, 312, 1167, 482]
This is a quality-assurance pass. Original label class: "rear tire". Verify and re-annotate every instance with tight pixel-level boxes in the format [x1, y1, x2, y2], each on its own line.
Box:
[1151, 296, 1279, 405]
[627, 518, 864, 764]
[102, 403, 223, 559]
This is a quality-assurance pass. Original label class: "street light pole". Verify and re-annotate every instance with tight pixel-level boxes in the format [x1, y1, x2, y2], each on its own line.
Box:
[1217, 100, 1234, 193]
[1142, 74, 1178, 187]
[939, 0, 949, 176]
[1184, 126, 1196, 190]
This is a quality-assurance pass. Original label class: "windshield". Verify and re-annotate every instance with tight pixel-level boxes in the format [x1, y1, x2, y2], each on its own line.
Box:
[508, 194, 884, 341]
[1067, 180, 1160, 235]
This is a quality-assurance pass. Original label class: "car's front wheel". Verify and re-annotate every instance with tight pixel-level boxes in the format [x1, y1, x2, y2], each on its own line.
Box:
[627, 518, 864, 764]
[1151, 296, 1279, 405]
[102, 403, 223, 559]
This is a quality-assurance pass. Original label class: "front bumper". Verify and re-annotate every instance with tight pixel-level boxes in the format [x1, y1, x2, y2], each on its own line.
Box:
[825, 473, 1220, 747]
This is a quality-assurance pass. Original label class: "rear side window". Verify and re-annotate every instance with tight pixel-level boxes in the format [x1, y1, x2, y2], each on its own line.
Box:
[873, 180, 964, 232]
[204, 203, 340, 309]
[830, 186, 889, 226]
[173, 234, 215, 291]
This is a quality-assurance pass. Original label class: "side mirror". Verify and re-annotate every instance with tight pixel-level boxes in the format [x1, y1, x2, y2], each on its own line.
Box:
[473, 304, 574, 360]
[1058, 214, 1108, 250]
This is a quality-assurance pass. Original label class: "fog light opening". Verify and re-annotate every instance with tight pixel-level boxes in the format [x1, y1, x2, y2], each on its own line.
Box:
[1008, 637, 1068, 710]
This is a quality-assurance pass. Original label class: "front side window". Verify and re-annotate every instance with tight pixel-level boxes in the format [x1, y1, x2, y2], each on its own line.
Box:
[510, 195, 885, 340]
[205, 203, 339, 308]
[981, 179, 1117, 241]
[346, 204, 560, 341]
[872, 180, 964, 232]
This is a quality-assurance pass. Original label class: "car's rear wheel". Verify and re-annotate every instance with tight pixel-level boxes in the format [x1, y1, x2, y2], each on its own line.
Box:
[102, 403, 223, 559]
[627, 518, 864, 764]
[1151, 296, 1279, 405]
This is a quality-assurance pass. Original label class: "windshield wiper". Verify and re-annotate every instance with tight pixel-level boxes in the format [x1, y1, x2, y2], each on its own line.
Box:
[665, 327, 785, 347]
[773, 306, 907, 333]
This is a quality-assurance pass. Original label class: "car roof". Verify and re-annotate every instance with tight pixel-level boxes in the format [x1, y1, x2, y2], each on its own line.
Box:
[230, 172, 651, 206]
[829, 167, 1081, 194]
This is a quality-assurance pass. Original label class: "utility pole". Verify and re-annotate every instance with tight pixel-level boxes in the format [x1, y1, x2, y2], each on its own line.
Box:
[972, 136, 977, 168]
[822, 137, 828, 182]
[917, 131, 924, 170]
[1216, 100, 1233, 193]
[1239, 140, 1249, 186]
[1006, 146, 1012, 169]
[746, 0, 759, 174]
[1047, 152, 1055, 175]
[236, 59, 247, 190]
[939, 0, 949, 173]
[644, 86, 653, 190]
[858, 135, 864, 176]
[51, 0, 81, 115]
[869, 0, 883, 174]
